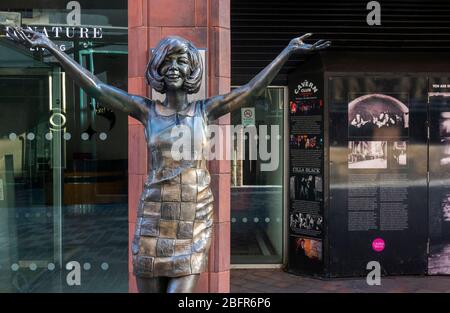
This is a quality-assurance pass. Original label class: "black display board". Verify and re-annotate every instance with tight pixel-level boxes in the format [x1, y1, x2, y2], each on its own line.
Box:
[327, 75, 429, 277]
[287, 73, 325, 275]
[428, 77, 450, 275]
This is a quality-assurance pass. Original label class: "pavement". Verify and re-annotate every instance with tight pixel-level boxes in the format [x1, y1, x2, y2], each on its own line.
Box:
[230, 269, 450, 293]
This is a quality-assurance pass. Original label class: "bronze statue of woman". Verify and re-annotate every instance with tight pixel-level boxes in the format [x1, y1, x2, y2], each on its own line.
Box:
[6, 27, 330, 293]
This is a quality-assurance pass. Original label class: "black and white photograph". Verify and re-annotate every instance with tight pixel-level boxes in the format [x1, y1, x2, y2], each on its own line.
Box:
[299, 175, 315, 201]
[348, 93, 409, 138]
[440, 111, 450, 138]
[290, 212, 323, 233]
[348, 141, 387, 169]
[290, 174, 319, 201]
[391, 141, 407, 167]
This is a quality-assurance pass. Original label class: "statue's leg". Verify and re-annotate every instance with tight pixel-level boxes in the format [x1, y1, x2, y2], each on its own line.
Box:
[166, 274, 199, 293]
[136, 277, 167, 293]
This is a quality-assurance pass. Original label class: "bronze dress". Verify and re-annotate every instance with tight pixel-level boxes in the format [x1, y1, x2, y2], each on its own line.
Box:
[132, 99, 214, 278]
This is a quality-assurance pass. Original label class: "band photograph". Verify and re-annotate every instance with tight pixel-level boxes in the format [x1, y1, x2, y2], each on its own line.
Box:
[289, 174, 323, 201]
[290, 212, 323, 234]
[348, 93, 409, 138]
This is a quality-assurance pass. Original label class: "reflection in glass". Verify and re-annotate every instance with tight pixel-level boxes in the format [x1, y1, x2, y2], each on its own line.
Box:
[230, 87, 284, 264]
[0, 2, 128, 292]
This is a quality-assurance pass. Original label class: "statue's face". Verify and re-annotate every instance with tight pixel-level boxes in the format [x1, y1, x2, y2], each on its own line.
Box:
[160, 52, 191, 91]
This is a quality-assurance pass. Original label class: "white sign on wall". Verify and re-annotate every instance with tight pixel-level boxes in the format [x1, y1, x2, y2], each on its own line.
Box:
[241, 107, 255, 126]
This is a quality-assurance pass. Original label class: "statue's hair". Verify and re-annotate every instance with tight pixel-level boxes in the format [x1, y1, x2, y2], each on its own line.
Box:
[146, 36, 203, 94]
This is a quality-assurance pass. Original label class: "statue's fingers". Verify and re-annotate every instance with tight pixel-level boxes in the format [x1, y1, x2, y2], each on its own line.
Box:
[6, 27, 17, 38]
[299, 33, 313, 40]
[12, 27, 25, 40]
[22, 28, 41, 40]
[19, 30, 33, 45]
[4, 31, 16, 42]
[21, 28, 35, 36]
[5, 28, 15, 38]
[312, 40, 325, 48]
[15, 30, 27, 42]
[317, 41, 331, 49]
[16, 29, 26, 38]
[7, 29, 21, 42]
[18, 28, 29, 37]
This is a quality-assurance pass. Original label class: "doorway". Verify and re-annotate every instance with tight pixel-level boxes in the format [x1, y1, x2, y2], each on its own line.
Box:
[230, 86, 287, 266]
[0, 43, 129, 293]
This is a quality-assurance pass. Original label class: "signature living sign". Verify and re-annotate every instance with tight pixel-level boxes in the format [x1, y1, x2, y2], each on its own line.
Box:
[6, 25, 103, 40]
[6, 25, 103, 38]
[1, 1, 103, 51]
[4, 25, 103, 52]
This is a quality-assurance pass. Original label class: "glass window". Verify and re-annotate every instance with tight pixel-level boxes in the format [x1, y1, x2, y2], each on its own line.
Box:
[230, 87, 286, 264]
[0, 1, 128, 292]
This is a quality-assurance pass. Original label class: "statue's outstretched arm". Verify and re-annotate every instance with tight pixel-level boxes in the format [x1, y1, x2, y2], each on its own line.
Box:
[6, 27, 149, 125]
[204, 33, 330, 121]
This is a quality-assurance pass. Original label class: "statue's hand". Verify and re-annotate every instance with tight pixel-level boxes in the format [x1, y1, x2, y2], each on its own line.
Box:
[288, 33, 331, 54]
[5, 27, 52, 49]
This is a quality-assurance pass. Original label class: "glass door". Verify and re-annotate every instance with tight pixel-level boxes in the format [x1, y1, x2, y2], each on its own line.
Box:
[59, 47, 129, 292]
[0, 41, 129, 294]
[0, 1, 129, 293]
[230, 87, 286, 265]
[0, 67, 65, 292]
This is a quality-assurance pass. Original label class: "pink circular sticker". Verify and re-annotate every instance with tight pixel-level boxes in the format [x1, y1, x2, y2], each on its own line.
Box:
[372, 238, 385, 252]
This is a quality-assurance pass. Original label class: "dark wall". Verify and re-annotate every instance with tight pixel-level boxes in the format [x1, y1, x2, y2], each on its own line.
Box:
[231, 0, 450, 86]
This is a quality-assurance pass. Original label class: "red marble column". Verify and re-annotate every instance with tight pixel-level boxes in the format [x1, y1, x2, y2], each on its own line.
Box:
[127, 0, 231, 293]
